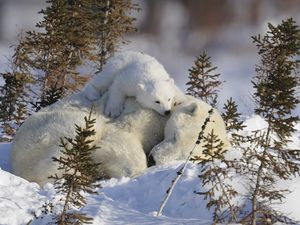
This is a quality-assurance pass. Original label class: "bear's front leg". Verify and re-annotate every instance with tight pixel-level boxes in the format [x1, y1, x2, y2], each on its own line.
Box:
[105, 87, 125, 118]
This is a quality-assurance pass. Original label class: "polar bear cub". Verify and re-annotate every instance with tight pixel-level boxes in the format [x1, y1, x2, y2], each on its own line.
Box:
[83, 51, 183, 117]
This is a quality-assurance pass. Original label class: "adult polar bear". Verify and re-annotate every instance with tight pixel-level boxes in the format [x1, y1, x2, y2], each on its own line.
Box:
[11, 94, 230, 186]
[83, 51, 184, 117]
[11, 93, 168, 186]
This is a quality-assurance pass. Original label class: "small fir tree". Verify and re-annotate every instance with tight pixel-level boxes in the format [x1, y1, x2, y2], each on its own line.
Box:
[0, 0, 139, 138]
[192, 130, 239, 224]
[31, 84, 64, 112]
[186, 52, 222, 105]
[49, 107, 101, 224]
[241, 18, 300, 225]
[221, 97, 247, 150]
[0, 40, 32, 141]
[95, 0, 140, 71]
[221, 98, 245, 132]
[24, 0, 101, 105]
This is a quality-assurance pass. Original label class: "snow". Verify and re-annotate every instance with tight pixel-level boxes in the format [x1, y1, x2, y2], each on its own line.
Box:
[1, 114, 300, 224]
[0, 167, 45, 225]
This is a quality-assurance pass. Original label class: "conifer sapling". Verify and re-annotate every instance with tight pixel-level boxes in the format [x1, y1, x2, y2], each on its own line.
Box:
[192, 130, 239, 224]
[0, 39, 32, 141]
[221, 97, 247, 149]
[95, 0, 140, 71]
[242, 18, 300, 225]
[186, 52, 222, 105]
[222, 97, 245, 132]
[49, 106, 101, 224]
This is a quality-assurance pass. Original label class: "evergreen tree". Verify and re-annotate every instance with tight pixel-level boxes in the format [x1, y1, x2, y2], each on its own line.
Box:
[186, 52, 222, 105]
[31, 85, 64, 112]
[95, 0, 140, 71]
[222, 98, 245, 132]
[49, 107, 101, 224]
[0, 40, 32, 141]
[0, 0, 139, 138]
[24, 0, 102, 106]
[192, 130, 239, 224]
[242, 18, 300, 225]
[221, 97, 247, 149]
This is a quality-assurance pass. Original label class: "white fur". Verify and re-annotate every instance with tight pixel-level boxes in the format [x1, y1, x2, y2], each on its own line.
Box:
[11, 93, 230, 186]
[151, 96, 231, 165]
[83, 51, 184, 117]
[11, 52, 229, 186]
[11, 93, 168, 186]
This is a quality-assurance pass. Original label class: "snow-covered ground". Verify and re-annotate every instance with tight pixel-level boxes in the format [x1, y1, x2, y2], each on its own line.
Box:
[1, 115, 300, 225]
[0, 143, 212, 225]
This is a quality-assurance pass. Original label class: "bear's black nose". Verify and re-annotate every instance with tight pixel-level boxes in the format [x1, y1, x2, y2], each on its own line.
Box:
[164, 110, 171, 115]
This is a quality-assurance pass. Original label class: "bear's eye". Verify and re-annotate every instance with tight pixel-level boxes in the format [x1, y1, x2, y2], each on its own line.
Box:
[155, 101, 160, 104]
[168, 98, 171, 101]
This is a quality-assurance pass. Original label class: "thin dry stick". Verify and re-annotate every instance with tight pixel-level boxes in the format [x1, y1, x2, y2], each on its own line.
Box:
[156, 106, 215, 216]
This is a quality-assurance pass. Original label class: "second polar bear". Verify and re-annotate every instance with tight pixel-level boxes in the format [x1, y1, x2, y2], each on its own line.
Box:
[151, 96, 231, 165]
[83, 51, 184, 117]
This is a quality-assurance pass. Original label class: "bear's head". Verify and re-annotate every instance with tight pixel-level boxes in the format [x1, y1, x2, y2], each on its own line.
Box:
[136, 79, 177, 116]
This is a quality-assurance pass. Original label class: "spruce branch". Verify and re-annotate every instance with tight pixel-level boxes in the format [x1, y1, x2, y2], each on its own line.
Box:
[95, 0, 140, 71]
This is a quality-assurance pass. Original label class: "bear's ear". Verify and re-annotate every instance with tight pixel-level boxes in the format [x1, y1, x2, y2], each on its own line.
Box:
[185, 103, 198, 116]
[138, 83, 146, 91]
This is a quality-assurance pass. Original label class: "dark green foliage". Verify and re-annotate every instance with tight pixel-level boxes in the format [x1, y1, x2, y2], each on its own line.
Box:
[222, 98, 245, 132]
[237, 131, 297, 225]
[192, 130, 239, 224]
[243, 18, 300, 225]
[0, 71, 27, 140]
[27, 0, 140, 93]
[31, 85, 64, 112]
[50, 107, 100, 224]
[252, 17, 300, 145]
[221, 97, 247, 149]
[191, 19, 300, 225]
[186, 52, 222, 105]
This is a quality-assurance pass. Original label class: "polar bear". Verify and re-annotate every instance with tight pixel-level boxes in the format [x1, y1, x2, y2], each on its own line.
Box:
[83, 51, 184, 117]
[93, 97, 167, 179]
[11, 92, 168, 186]
[11, 92, 230, 186]
[150, 96, 231, 165]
